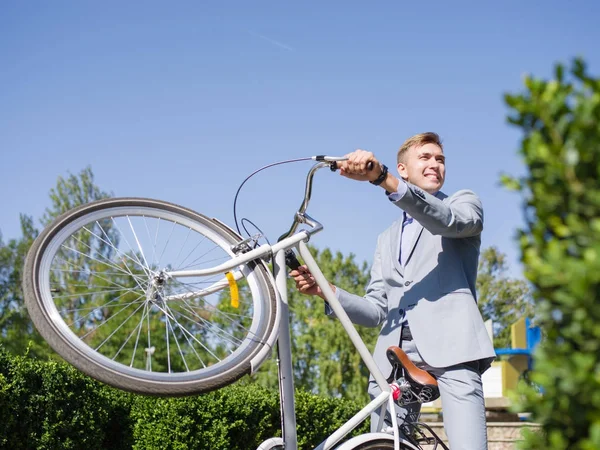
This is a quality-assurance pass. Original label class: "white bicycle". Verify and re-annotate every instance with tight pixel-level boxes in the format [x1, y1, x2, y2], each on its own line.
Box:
[23, 157, 447, 450]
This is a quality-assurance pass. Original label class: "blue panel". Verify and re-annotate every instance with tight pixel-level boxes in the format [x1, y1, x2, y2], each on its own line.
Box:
[526, 318, 542, 351]
[494, 348, 531, 356]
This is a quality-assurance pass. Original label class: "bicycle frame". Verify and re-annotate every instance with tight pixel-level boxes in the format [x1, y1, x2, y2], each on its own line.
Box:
[167, 161, 415, 450]
[168, 234, 407, 449]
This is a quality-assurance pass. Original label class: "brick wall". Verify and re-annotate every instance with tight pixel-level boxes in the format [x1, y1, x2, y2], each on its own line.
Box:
[420, 422, 541, 450]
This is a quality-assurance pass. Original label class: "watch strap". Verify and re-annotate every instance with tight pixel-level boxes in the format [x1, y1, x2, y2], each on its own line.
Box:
[369, 164, 388, 186]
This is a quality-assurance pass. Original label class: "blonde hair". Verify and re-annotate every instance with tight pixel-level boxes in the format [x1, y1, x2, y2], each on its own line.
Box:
[397, 132, 443, 163]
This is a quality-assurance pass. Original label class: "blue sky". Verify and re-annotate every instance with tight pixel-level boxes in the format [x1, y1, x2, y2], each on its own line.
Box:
[1, 1, 598, 278]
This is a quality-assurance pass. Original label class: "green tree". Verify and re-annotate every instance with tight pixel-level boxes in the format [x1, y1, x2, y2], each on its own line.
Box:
[288, 247, 378, 401]
[503, 59, 600, 449]
[239, 245, 531, 402]
[0, 167, 110, 358]
[14, 167, 195, 372]
[0, 215, 48, 356]
[476, 246, 533, 347]
[245, 247, 377, 403]
[41, 166, 110, 226]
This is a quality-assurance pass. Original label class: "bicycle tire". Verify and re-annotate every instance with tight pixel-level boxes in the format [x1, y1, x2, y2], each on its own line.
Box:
[255, 437, 284, 449]
[23, 197, 277, 395]
[337, 433, 417, 450]
[344, 438, 395, 449]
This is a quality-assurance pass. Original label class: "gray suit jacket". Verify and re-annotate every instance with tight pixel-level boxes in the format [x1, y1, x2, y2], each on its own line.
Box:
[333, 182, 496, 379]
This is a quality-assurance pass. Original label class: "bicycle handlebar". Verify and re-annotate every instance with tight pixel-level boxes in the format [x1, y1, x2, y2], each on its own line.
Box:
[328, 160, 375, 171]
[277, 156, 375, 243]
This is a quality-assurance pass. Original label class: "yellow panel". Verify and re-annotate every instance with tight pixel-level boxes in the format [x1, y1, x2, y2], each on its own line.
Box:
[511, 317, 527, 349]
[501, 355, 529, 396]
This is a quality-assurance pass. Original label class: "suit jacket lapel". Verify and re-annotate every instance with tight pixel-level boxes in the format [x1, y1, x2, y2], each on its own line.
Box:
[403, 191, 445, 267]
[403, 223, 424, 267]
[390, 219, 404, 277]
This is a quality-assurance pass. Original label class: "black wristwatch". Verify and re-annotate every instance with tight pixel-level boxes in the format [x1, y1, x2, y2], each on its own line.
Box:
[369, 164, 388, 186]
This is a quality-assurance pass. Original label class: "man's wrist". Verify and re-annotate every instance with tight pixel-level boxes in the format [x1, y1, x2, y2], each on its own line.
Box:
[318, 283, 336, 300]
[369, 163, 388, 185]
[380, 173, 400, 193]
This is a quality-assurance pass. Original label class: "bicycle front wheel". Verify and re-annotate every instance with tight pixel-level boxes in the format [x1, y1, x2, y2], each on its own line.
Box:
[23, 198, 277, 395]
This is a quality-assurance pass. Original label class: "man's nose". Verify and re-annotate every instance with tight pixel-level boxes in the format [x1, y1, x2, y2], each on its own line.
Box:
[429, 158, 440, 170]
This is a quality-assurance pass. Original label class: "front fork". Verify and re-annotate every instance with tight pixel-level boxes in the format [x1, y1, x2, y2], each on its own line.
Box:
[273, 249, 298, 450]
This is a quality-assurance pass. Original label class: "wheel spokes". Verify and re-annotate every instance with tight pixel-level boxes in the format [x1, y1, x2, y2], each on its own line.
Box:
[47, 209, 259, 374]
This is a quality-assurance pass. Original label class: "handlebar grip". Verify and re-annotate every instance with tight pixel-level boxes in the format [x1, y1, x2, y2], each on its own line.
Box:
[285, 249, 302, 270]
[330, 161, 375, 171]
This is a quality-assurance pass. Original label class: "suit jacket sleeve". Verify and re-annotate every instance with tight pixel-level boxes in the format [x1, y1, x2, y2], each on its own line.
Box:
[327, 236, 388, 327]
[391, 183, 483, 238]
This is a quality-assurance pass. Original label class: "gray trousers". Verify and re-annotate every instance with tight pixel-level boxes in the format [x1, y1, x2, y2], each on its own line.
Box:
[369, 337, 488, 450]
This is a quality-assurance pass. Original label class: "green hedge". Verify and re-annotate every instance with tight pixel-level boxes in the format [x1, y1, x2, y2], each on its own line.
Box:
[0, 349, 133, 450]
[0, 348, 368, 449]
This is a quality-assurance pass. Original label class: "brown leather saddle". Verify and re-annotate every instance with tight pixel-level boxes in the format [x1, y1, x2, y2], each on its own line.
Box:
[386, 346, 440, 405]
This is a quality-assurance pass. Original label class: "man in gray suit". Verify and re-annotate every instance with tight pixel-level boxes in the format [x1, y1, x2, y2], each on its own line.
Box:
[291, 132, 496, 449]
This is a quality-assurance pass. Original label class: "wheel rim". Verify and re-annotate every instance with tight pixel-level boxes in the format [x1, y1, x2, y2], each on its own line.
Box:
[36, 205, 271, 382]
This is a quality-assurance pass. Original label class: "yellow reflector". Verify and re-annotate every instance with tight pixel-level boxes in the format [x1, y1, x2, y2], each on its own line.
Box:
[226, 272, 239, 308]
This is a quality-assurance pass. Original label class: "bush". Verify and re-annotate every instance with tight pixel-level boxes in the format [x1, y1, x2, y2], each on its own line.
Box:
[504, 59, 600, 449]
[130, 384, 281, 450]
[130, 383, 369, 450]
[0, 348, 369, 449]
[0, 348, 133, 450]
[294, 389, 369, 449]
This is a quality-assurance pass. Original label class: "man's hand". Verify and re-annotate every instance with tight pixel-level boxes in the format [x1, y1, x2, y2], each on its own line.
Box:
[338, 149, 400, 193]
[338, 149, 382, 182]
[290, 265, 336, 299]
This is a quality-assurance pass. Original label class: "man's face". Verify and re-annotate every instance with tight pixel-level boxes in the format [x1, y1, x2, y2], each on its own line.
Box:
[397, 143, 446, 194]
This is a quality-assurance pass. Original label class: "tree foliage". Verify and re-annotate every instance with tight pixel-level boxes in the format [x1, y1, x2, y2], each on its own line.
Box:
[476, 246, 532, 347]
[503, 59, 600, 449]
[247, 247, 378, 403]
[2, 164, 530, 409]
[0, 167, 110, 357]
[249, 245, 526, 401]
[0, 215, 47, 356]
[42, 167, 110, 226]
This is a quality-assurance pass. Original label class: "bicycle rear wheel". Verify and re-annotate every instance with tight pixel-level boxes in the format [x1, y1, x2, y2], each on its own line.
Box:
[23, 198, 277, 395]
[353, 442, 394, 449]
[337, 433, 417, 449]
[343, 438, 395, 449]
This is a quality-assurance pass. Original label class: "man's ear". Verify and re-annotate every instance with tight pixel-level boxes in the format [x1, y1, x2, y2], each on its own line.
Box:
[397, 162, 408, 181]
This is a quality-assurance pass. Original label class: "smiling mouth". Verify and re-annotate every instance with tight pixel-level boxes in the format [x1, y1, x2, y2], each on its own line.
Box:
[424, 174, 439, 180]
